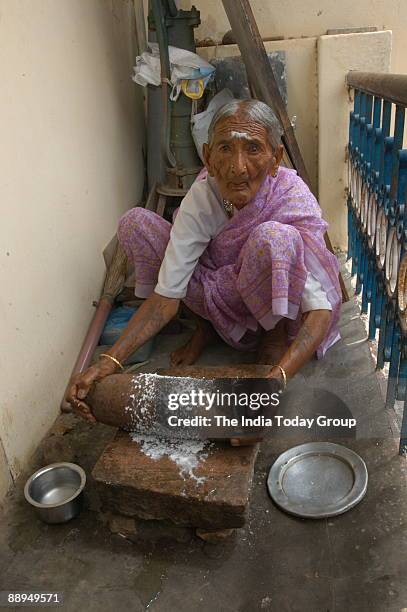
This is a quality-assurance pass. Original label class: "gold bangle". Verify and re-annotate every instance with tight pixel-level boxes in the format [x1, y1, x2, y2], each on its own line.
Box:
[270, 364, 287, 390]
[99, 353, 125, 371]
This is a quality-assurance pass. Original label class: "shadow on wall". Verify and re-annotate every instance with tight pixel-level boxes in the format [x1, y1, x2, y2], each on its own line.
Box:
[91, 1, 145, 129]
[0, 436, 13, 502]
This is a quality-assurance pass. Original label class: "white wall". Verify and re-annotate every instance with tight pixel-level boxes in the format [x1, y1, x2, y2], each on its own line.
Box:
[318, 31, 392, 246]
[177, 0, 406, 73]
[0, 0, 145, 493]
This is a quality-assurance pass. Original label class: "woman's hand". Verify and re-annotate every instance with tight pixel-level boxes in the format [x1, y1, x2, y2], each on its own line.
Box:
[65, 292, 180, 423]
[65, 359, 117, 422]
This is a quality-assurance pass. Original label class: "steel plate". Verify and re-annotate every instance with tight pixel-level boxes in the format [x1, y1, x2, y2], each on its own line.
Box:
[367, 193, 377, 247]
[398, 252, 407, 314]
[267, 442, 368, 519]
[361, 183, 369, 231]
[385, 227, 400, 297]
[356, 171, 362, 215]
[347, 158, 353, 199]
[376, 208, 387, 269]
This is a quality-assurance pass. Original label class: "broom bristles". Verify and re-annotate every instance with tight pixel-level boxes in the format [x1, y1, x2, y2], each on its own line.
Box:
[101, 241, 128, 303]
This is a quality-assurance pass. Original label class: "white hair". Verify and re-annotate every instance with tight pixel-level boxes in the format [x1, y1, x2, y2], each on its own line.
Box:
[207, 99, 283, 149]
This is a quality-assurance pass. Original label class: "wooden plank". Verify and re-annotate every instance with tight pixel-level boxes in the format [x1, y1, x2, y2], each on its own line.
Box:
[221, 0, 349, 302]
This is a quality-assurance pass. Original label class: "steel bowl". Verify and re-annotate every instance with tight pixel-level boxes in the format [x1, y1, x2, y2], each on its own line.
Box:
[24, 462, 86, 524]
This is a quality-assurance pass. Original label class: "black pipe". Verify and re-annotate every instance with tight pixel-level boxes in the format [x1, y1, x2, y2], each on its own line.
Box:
[165, 0, 178, 18]
[151, 0, 176, 167]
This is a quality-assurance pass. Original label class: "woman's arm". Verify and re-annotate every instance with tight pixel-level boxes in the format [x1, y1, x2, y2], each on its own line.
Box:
[271, 309, 332, 382]
[105, 291, 180, 365]
[66, 292, 180, 419]
[232, 310, 332, 446]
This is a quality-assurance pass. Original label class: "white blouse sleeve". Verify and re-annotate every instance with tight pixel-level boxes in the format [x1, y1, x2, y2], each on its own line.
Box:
[301, 272, 332, 312]
[155, 178, 226, 299]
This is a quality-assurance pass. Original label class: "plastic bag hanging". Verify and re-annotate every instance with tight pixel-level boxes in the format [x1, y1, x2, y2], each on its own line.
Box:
[132, 42, 215, 101]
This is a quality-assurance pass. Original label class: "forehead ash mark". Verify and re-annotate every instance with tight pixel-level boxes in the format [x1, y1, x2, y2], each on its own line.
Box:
[214, 117, 270, 142]
[230, 131, 250, 140]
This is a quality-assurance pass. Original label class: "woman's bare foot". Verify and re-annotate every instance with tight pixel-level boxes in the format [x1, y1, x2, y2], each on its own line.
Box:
[257, 318, 289, 365]
[170, 318, 217, 366]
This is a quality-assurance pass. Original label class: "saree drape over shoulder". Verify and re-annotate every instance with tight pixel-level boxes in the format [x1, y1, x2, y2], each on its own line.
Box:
[118, 167, 341, 358]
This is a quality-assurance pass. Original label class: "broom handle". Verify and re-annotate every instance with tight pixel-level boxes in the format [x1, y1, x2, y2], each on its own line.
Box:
[60, 297, 113, 412]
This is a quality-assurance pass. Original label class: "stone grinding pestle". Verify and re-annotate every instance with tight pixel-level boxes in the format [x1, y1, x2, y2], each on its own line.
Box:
[86, 365, 272, 432]
[86, 372, 157, 431]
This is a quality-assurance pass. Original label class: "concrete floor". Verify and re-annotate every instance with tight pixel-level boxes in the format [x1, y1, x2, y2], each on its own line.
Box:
[1, 269, 407, 612]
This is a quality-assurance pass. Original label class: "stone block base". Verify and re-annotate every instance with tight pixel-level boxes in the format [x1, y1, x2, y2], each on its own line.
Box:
[92, 430, 258, 530]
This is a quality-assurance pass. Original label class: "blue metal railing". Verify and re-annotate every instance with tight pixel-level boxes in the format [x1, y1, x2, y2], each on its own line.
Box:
[346, 71, 407, 454]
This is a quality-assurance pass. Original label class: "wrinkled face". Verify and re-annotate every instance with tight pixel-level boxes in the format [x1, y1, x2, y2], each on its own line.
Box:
[203, 113, 283, 209]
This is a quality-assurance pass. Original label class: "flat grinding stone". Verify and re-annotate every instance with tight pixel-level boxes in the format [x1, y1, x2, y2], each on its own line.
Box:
[158, 364, 271, 378]
[93, 430, 259, 529]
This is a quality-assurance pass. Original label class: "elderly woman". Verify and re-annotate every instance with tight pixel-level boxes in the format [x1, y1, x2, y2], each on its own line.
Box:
[67, 99, 341, 420]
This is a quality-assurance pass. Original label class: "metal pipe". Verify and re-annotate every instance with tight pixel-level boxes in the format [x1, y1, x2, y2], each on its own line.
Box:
[151, 0, 176, 168]
[60, 298, 112, 411]
[165, 0, 178, 17]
